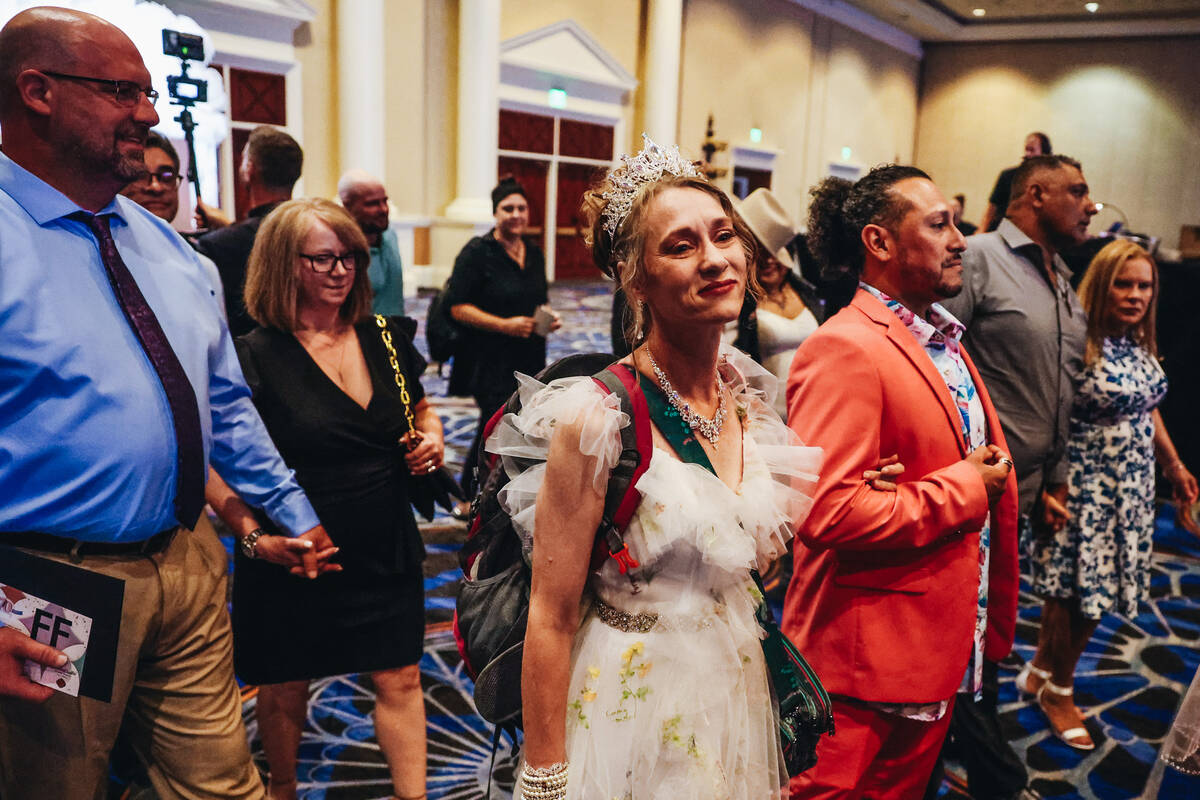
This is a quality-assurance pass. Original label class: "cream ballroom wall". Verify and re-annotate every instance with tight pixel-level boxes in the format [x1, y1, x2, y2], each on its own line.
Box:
[502, 0, 641, 79]
[916, 36, 1200, 246]
[289, 0, 921, 283]
[295, 0, 337, 203]
[295, 0, 439, 213]
[679, 0, 919, 228]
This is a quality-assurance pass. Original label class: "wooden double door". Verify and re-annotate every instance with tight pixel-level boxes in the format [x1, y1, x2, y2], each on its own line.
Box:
[498, 109, 613, 281]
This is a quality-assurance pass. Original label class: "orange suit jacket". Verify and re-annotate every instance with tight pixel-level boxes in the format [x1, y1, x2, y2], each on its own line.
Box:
[783, 288, 1019, 703]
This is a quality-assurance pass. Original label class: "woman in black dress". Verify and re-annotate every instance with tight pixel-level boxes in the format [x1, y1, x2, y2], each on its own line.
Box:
[444, 178, 560, 510]
[208, 198, 439, 800]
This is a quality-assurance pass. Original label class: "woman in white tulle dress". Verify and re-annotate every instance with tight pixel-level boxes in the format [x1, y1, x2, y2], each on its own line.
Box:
[487, 138, 889, 800]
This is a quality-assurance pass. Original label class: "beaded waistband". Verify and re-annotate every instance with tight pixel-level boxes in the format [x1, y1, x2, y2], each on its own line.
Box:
[592, 597, 722, 633]
[594, 597, 659, 632]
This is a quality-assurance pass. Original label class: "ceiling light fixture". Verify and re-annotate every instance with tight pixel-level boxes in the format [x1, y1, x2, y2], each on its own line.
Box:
[973, 7, 987, 17]
[1085, 2, 1099, 12]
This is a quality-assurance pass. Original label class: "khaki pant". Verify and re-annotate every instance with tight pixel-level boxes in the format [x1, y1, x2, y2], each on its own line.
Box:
[0, 516, 265, 800]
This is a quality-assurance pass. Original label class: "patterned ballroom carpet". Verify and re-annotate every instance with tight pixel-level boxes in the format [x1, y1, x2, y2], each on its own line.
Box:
[119, 281, 1200, 799]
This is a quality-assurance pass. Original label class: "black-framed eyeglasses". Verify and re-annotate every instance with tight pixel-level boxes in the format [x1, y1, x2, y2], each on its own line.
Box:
[138, 168, 182, 187]
[299, 252, 360, 273]
[39, 70, 159, 107]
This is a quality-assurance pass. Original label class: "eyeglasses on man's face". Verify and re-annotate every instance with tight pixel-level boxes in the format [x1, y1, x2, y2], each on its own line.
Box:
[299, 252, 360, 273]
[39, 70, 160, 107]
[137, 168, 182, 188]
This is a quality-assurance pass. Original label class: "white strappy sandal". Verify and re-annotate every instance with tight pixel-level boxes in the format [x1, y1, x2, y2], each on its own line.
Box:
[1037, 681, 1095, 751]
[1016, 662, 1052, 696]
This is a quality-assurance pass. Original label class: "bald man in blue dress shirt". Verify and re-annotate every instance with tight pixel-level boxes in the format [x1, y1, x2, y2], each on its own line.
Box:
[0, 8, 335, 798]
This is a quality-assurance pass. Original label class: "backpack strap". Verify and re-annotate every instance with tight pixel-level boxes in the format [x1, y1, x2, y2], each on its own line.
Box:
[591, 363, 652, 574]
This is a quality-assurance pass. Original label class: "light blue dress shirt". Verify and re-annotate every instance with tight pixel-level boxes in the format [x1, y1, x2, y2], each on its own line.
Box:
[367, 227, 405, 316]
[0, 151, 319, 542]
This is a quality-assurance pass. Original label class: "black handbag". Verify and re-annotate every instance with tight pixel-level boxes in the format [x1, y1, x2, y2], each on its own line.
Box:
[375, 315, 463, 521]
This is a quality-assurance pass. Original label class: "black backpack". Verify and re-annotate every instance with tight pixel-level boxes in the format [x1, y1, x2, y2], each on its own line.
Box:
[453, 353, 651, 729]
[425, 278, 461, 363]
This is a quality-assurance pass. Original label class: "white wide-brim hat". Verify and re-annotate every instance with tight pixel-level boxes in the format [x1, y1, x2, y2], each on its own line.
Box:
[735, 188, 797, 271]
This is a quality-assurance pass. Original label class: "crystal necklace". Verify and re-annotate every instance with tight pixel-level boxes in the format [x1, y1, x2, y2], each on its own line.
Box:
[645, 348, 726, 443]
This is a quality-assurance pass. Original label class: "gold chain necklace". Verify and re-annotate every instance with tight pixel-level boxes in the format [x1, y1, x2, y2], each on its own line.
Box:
[301, 328, 351, 383]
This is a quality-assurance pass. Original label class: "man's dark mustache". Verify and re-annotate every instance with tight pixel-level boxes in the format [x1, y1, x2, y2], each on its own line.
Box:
[117, 124, 151, 144]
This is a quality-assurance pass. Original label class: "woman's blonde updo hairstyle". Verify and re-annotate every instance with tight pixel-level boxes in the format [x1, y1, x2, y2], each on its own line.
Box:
[581, 173, 760, 348]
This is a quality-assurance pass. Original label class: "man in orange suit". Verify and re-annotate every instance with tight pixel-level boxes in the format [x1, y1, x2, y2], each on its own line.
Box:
[784, 165, 1020, 799]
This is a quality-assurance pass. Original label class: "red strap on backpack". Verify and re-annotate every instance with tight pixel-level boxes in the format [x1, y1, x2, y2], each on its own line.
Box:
[591, 364, 653, 573]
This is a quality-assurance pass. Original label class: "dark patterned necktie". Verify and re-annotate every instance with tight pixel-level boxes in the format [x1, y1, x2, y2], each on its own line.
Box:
[71, 212, 206, 529]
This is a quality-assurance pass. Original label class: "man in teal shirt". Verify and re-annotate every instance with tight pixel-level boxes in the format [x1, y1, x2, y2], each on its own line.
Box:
[339, 169, 405, 315]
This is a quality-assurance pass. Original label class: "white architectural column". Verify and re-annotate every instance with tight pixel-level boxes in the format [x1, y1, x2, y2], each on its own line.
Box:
[336, 0, 386, 180]
[445, 0, 500, 222]
[643, 0, 683, 144]
[391, 216, 432, 299]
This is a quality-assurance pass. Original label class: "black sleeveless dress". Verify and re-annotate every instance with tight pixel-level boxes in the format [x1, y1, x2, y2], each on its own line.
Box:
[230, 316, 427, 684]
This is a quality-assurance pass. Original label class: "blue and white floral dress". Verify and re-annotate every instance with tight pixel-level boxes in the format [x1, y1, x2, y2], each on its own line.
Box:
[1032, 336, 1167, 620]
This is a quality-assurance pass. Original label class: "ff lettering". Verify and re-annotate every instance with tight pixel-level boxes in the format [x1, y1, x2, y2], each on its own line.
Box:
[31, 608, 73, 650]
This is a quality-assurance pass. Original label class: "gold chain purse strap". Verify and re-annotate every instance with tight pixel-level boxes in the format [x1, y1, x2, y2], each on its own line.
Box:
[375, 314, 418, 439]
[373, 315, 463, 523]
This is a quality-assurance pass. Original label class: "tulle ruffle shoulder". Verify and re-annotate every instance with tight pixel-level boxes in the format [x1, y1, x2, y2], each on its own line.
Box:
[486, 371, 630, 550]
[484, 345, 821, 569]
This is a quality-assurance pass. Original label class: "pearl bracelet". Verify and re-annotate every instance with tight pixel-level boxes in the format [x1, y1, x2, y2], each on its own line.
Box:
[520, 761, 568, 800]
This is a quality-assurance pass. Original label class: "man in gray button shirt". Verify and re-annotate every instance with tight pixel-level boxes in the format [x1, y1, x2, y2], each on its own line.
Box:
[934, 154, 1096, 800]
[942, 154, 1095, 529]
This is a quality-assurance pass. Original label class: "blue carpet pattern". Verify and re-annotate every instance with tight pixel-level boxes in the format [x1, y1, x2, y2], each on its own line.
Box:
[990, 505, 1200, 800]
[220, 282, 1199, 799]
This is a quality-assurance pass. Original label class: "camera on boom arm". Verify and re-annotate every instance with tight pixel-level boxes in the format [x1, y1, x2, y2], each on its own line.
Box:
[162, 29, 208, 197]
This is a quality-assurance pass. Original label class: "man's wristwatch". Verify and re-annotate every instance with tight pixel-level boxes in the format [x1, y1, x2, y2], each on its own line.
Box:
[240, 528, 266, 559]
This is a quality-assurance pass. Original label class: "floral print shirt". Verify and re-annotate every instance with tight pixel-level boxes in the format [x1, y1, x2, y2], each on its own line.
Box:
[861, 283, 991, 718]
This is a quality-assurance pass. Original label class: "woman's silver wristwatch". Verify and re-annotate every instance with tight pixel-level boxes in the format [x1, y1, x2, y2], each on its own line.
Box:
[240, 528, 266, 559]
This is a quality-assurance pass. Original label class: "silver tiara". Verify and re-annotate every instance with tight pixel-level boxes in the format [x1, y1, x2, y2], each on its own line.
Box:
[600, 133, 703, 238]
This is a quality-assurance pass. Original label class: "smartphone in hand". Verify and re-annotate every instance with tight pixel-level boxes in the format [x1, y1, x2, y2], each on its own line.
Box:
[533, 305, 556, 336]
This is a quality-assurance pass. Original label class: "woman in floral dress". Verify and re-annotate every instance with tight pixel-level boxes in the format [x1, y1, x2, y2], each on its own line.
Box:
[1023, 239, 1198, 750]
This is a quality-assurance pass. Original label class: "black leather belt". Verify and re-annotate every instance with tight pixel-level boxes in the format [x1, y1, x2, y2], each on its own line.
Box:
[3, 527, 179, 561]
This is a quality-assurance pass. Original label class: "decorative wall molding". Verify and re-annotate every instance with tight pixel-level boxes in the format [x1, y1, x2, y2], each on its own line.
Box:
[828, 161, 863, 181]
[790, 0, 924, 58]
[500, 19, 638, 109]
[161, 0, 313, 49]
[949, 17, 1200, 41]
[731, 144, 780, 172]
[832, 0, 1200, 43]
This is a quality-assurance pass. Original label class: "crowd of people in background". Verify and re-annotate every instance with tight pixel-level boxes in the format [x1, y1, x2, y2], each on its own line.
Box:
[2, 6, 1199, 800]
